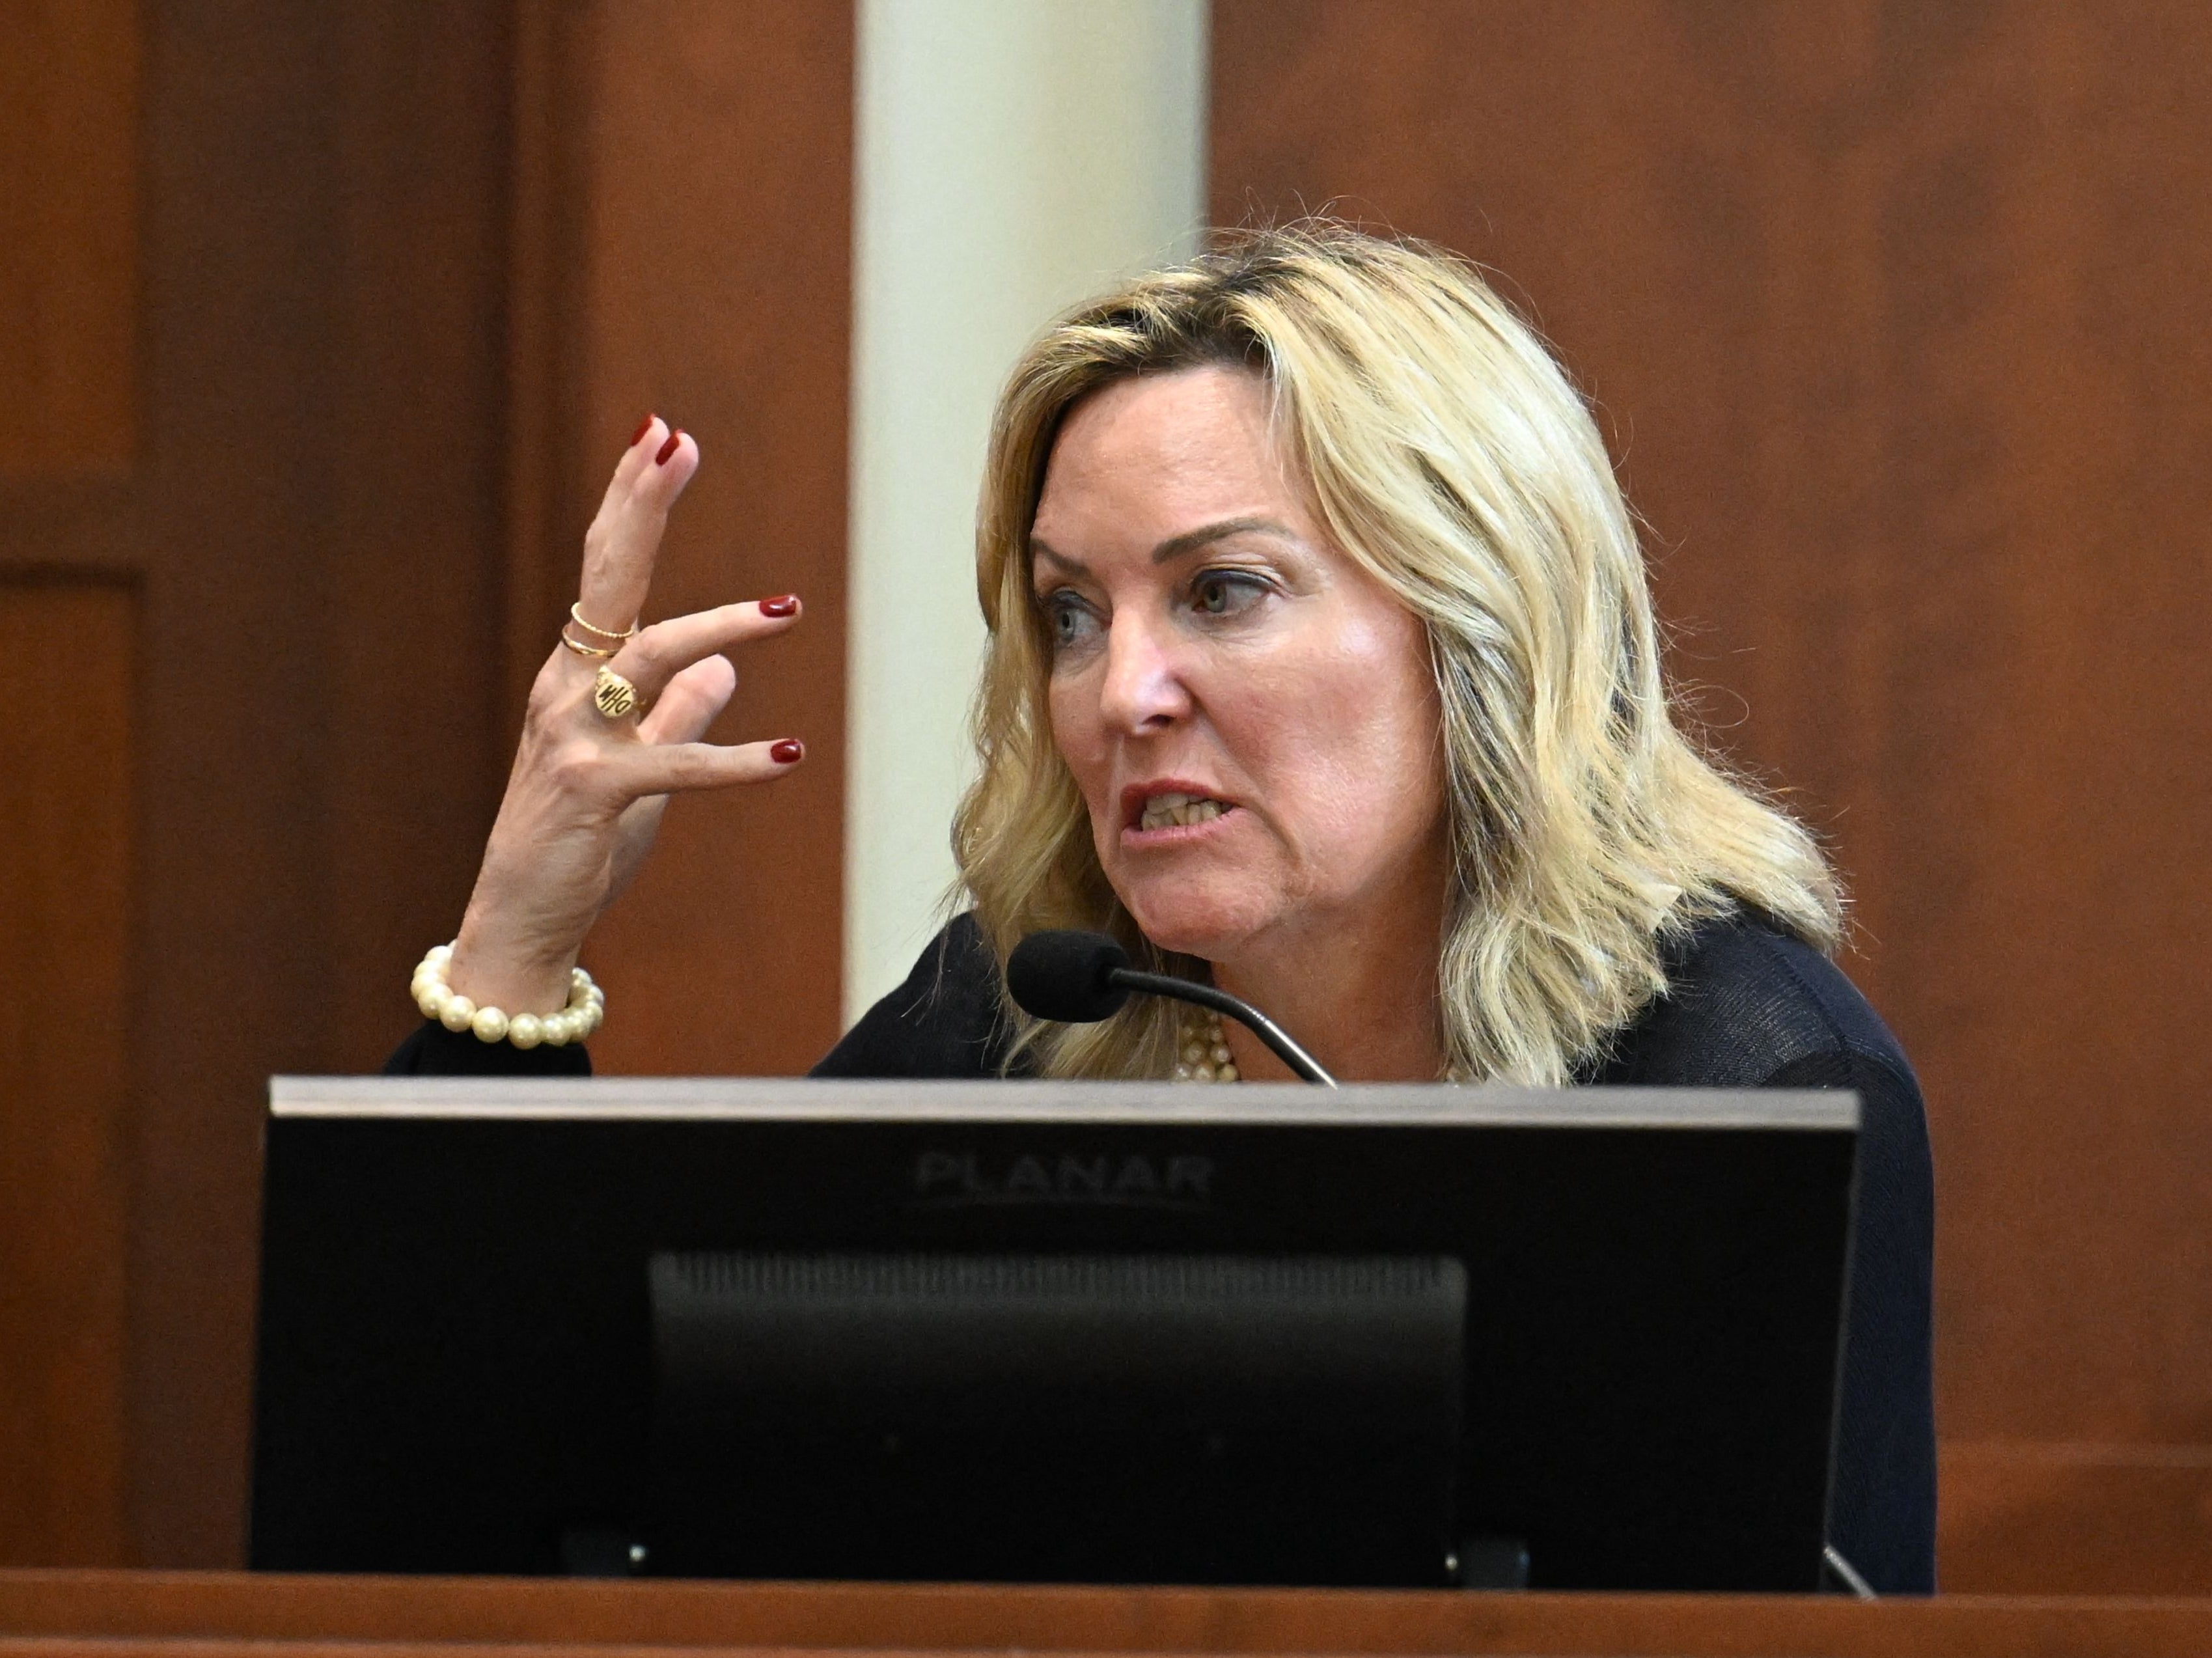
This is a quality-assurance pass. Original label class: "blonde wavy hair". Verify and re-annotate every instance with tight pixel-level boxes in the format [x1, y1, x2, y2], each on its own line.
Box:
[952, 223, 1840, 1084]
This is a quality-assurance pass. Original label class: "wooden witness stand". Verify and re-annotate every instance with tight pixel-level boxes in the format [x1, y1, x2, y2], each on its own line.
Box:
[3, 1571, 2207, 1658]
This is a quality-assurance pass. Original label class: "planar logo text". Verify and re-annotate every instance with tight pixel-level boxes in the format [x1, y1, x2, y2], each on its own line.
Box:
[909, 1149, 1215, 1209]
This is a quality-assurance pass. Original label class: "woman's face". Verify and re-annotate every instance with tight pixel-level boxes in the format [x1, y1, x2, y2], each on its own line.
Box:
[1032, 365, 1448, 965]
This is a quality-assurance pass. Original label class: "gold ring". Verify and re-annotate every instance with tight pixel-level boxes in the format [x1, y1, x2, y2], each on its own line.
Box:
[559, 630, 616, 659]
[570, 602, 639, 643]
[592, 666, 643, 719]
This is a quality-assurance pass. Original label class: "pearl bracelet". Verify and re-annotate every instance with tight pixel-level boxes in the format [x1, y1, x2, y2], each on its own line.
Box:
[410, 943, 604, 1048]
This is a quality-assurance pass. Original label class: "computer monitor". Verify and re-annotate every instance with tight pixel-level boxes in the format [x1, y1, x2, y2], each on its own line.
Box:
[250, 1076, 1858, 1592]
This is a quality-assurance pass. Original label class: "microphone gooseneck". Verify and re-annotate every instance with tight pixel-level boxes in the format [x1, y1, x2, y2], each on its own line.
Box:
[1006, 930, 1338, 1087]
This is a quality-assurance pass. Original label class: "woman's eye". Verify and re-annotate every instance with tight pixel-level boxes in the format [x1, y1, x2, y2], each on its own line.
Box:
[1189, 570, 1268, 618]
[1044, 592, 1103, 652]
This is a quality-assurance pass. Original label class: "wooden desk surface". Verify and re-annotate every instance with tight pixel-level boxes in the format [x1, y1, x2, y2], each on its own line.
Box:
[1, 1571, 2209, 1658]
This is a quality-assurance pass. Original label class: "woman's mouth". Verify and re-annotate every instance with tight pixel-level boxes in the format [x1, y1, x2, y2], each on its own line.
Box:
[1135, 791, 1235, 833]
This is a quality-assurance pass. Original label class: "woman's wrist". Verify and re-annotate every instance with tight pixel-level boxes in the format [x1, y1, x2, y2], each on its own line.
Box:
[450, 874, 590, 1016]
[413, 944, 603, 1048]
[445, 937, 575, 1019]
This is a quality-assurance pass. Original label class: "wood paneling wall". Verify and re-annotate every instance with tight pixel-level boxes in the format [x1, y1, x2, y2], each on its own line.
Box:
[0, 581, 135, 1565]
[1211, 0, 2212, 1595]
[0, 0, 136, 476]
[119, 0, 518, 1566]
[507, 2, 850, 1079]
[0, 0, 850, 1566]
[0, 0, 146, 1568]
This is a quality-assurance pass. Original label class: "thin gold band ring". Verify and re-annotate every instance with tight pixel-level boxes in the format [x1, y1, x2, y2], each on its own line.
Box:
[559, 631, 617, 660]
[569, 602, 639, 643]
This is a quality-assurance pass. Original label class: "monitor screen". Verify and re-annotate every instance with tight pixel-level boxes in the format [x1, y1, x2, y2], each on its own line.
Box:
[650, 1249, 1468, 1584]
[251, 1077, 1857, 1592]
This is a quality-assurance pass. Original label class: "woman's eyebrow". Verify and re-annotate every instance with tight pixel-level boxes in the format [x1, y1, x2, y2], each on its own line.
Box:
[1150, 516, 1296, 564]
[1029, 538, 1086, 577]
[1029, 516, 1295, 581]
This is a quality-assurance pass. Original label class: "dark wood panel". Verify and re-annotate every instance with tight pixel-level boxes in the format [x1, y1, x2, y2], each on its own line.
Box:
[508, 1, 851, 1078]
[126, 0, 517, 1565]
[1211, 0, 2212, 1590]
[3, 1572, 2212, 1658]
[0, 580, 135, 1564]
[1942, 1442, 2212, 1597]
[0, 485, 138, 574]
[0, 0, 137, 475]
[318, 3, 518, 1071]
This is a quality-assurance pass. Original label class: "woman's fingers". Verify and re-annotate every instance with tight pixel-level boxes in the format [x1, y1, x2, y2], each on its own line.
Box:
[638, 655, 738, 746]
[609, 736, 805, 798]
[603, 595, 801, 706]
[574, 417, 698, 637]
[601, 662, 757, 904]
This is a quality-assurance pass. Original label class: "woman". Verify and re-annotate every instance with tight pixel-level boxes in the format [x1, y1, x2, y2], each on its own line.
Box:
[392, 225, 1935, 1590]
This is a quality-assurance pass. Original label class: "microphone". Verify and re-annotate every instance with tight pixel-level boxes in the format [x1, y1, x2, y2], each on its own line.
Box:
[1006, 930, 1338, 1086]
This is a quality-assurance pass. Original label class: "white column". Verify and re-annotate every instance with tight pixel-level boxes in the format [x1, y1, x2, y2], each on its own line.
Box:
[845, 0, 1210, 1023]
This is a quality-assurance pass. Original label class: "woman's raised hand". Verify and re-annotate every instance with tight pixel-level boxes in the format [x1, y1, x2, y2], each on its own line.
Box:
[447, 417, 804, 1017]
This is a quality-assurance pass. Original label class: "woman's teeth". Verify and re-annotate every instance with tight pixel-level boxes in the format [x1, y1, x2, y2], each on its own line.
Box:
[1140, 792, 1228, 831]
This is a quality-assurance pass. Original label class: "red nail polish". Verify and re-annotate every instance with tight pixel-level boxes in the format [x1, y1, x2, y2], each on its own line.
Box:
[760, 594, 799, 618]
[629, 414, 656, 448]
[655, 430, 682, 465]
[769, 739, 805, 765]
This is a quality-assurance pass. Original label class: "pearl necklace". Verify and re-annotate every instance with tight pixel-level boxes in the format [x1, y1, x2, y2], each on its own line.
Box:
[1172, 1008, 1241, 1083]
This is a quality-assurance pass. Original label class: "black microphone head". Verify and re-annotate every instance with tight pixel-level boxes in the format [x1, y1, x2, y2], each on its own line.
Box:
[1006, 930, 1132, 1023]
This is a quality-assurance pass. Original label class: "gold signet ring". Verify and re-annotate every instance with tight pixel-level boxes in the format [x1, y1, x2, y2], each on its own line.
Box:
[592, 666, 643, 719]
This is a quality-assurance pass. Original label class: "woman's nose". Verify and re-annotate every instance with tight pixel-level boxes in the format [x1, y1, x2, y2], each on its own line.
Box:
[1096, 613, 1191, 733]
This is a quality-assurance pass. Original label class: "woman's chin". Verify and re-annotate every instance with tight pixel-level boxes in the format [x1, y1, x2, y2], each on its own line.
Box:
[1117, 878, 1271, 961]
